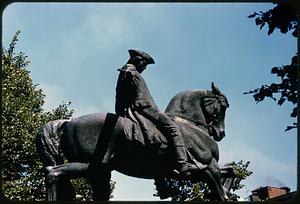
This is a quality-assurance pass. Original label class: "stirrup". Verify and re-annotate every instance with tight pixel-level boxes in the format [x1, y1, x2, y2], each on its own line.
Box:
[173, 168, 193, 179]
[174, 163, 199, 178]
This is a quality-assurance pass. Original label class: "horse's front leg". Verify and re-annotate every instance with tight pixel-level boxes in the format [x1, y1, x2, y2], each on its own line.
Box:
[88, 167, 112, 201]
[45, 162, 90, 201]
[220, 165, 236, 195]
[201, 158, 228, 201]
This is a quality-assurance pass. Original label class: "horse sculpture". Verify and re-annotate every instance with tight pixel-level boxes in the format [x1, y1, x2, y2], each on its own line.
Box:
[36, 83, 235, 201]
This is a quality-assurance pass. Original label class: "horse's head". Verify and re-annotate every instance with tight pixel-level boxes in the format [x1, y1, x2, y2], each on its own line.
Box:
[202, 82, 229, 141]
[165, 83, 229, 142]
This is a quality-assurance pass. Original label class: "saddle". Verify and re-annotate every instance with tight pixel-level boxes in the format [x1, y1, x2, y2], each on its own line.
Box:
[122, 112, 169, 151]
[122, 113, 208, 170]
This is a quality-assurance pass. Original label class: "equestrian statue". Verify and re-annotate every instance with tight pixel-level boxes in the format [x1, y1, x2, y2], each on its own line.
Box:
[36, 49, 236, 201]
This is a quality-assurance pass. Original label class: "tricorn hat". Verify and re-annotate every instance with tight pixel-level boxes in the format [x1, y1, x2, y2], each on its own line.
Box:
[128, 49, 155, 65]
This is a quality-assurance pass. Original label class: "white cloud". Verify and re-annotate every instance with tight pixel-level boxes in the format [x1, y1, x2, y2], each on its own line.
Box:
[83, 6, 135, 49]
[71, 102, 100, 118]
[219, 141, 297, 198]
[2, 4, 24, 41]
[40, 82, 101, 117]
[110, 172, 161, 201]
[39, 82, 67, 112]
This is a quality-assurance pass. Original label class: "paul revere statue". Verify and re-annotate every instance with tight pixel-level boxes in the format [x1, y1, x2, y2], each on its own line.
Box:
[115, 49, 198, 178]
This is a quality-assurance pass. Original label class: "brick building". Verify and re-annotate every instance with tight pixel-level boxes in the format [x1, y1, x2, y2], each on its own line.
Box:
[249, 186, 296, 201]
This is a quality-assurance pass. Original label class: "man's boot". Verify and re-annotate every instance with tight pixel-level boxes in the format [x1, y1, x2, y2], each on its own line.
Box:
[158, 114, 198, 178]
[172, 144, 199, 178]
[167, 128, 199, 178]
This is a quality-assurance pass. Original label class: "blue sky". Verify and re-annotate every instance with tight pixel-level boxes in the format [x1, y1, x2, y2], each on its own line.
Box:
[2, 3, 297, 201]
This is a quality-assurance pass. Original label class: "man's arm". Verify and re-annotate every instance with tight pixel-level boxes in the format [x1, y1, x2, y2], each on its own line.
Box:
[115, 73, 126, 116]
[115, 65, 135, 116]
[115, 99, 125, 116]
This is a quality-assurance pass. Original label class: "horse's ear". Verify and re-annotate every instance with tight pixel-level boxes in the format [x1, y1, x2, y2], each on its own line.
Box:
[211, 82, 222, 96]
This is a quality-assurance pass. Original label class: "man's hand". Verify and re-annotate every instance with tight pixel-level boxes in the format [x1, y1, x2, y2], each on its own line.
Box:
[166, 125, 178, 137]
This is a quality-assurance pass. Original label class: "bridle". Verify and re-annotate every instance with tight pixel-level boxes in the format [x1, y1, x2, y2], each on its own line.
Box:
[170, 95, 225, 131]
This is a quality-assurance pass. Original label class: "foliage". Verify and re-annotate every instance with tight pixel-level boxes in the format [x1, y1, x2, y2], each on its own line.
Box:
[244, 55, 297, 131]
[154, 160, 252, 201]
[245, 2, 298, 131]
[1, 31, 115, 200]
[248, 2, 297, 36]
[2, 30, 49, 200]
[70, 178, 116, 201]
[225, 160, 253, 201]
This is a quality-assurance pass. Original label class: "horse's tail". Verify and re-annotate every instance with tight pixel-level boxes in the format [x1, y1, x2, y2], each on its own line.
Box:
[36, 119, 70, 167]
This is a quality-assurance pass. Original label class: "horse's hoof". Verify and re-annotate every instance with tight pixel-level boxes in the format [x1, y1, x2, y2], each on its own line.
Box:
[158, 192, 171, 200]
[174, 163, 201, 179]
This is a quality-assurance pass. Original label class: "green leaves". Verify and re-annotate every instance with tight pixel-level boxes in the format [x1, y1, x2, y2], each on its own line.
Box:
[247, 3, 297, 131]
[248, 3, 297, 37]
[2, 31, 115, 201]
[226, 161, 253, 192]
[244, 55, 297, 130]
[1, 31, 74, 200]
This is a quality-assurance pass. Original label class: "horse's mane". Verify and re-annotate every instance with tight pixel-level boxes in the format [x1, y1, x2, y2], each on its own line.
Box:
[165, 89, 213, 125]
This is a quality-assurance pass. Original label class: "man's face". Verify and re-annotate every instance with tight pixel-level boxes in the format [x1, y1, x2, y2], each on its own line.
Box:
[136, 59, 147, 73]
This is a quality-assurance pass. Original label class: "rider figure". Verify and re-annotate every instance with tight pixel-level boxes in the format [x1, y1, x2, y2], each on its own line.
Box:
[115, 49, 198, 178]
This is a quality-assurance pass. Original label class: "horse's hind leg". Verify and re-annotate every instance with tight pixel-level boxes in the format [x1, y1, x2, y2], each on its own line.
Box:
[45, 162, 89, 201]
[88, 167, 112, 201]
[46, 177, 75, 201]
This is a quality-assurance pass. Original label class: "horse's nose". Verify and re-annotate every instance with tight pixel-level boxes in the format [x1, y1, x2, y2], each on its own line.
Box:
[220, 129, 226, 137]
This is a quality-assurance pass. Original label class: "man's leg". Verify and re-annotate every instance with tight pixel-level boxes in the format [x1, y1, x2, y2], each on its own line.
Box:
[157, 113, 198, 178]
[132, 106, 195, 179]
[140, 107, 198, 178]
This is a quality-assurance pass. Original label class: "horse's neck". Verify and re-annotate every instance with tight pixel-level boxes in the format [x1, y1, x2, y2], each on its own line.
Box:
[174, 116, 210, 138]
[166, 90, 209, 128]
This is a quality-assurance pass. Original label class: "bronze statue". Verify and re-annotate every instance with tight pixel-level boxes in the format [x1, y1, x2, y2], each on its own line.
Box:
[115, 49, 198, 178]
[36, 50, 235, 201]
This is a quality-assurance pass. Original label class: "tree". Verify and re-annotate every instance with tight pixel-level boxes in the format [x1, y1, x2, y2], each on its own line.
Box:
[2, 30, 73, 200]
[244, 2, 298, 131]
[154, 160, 252, 201]
[223, 160, 253, 201]
[1, 31, 115, 200]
